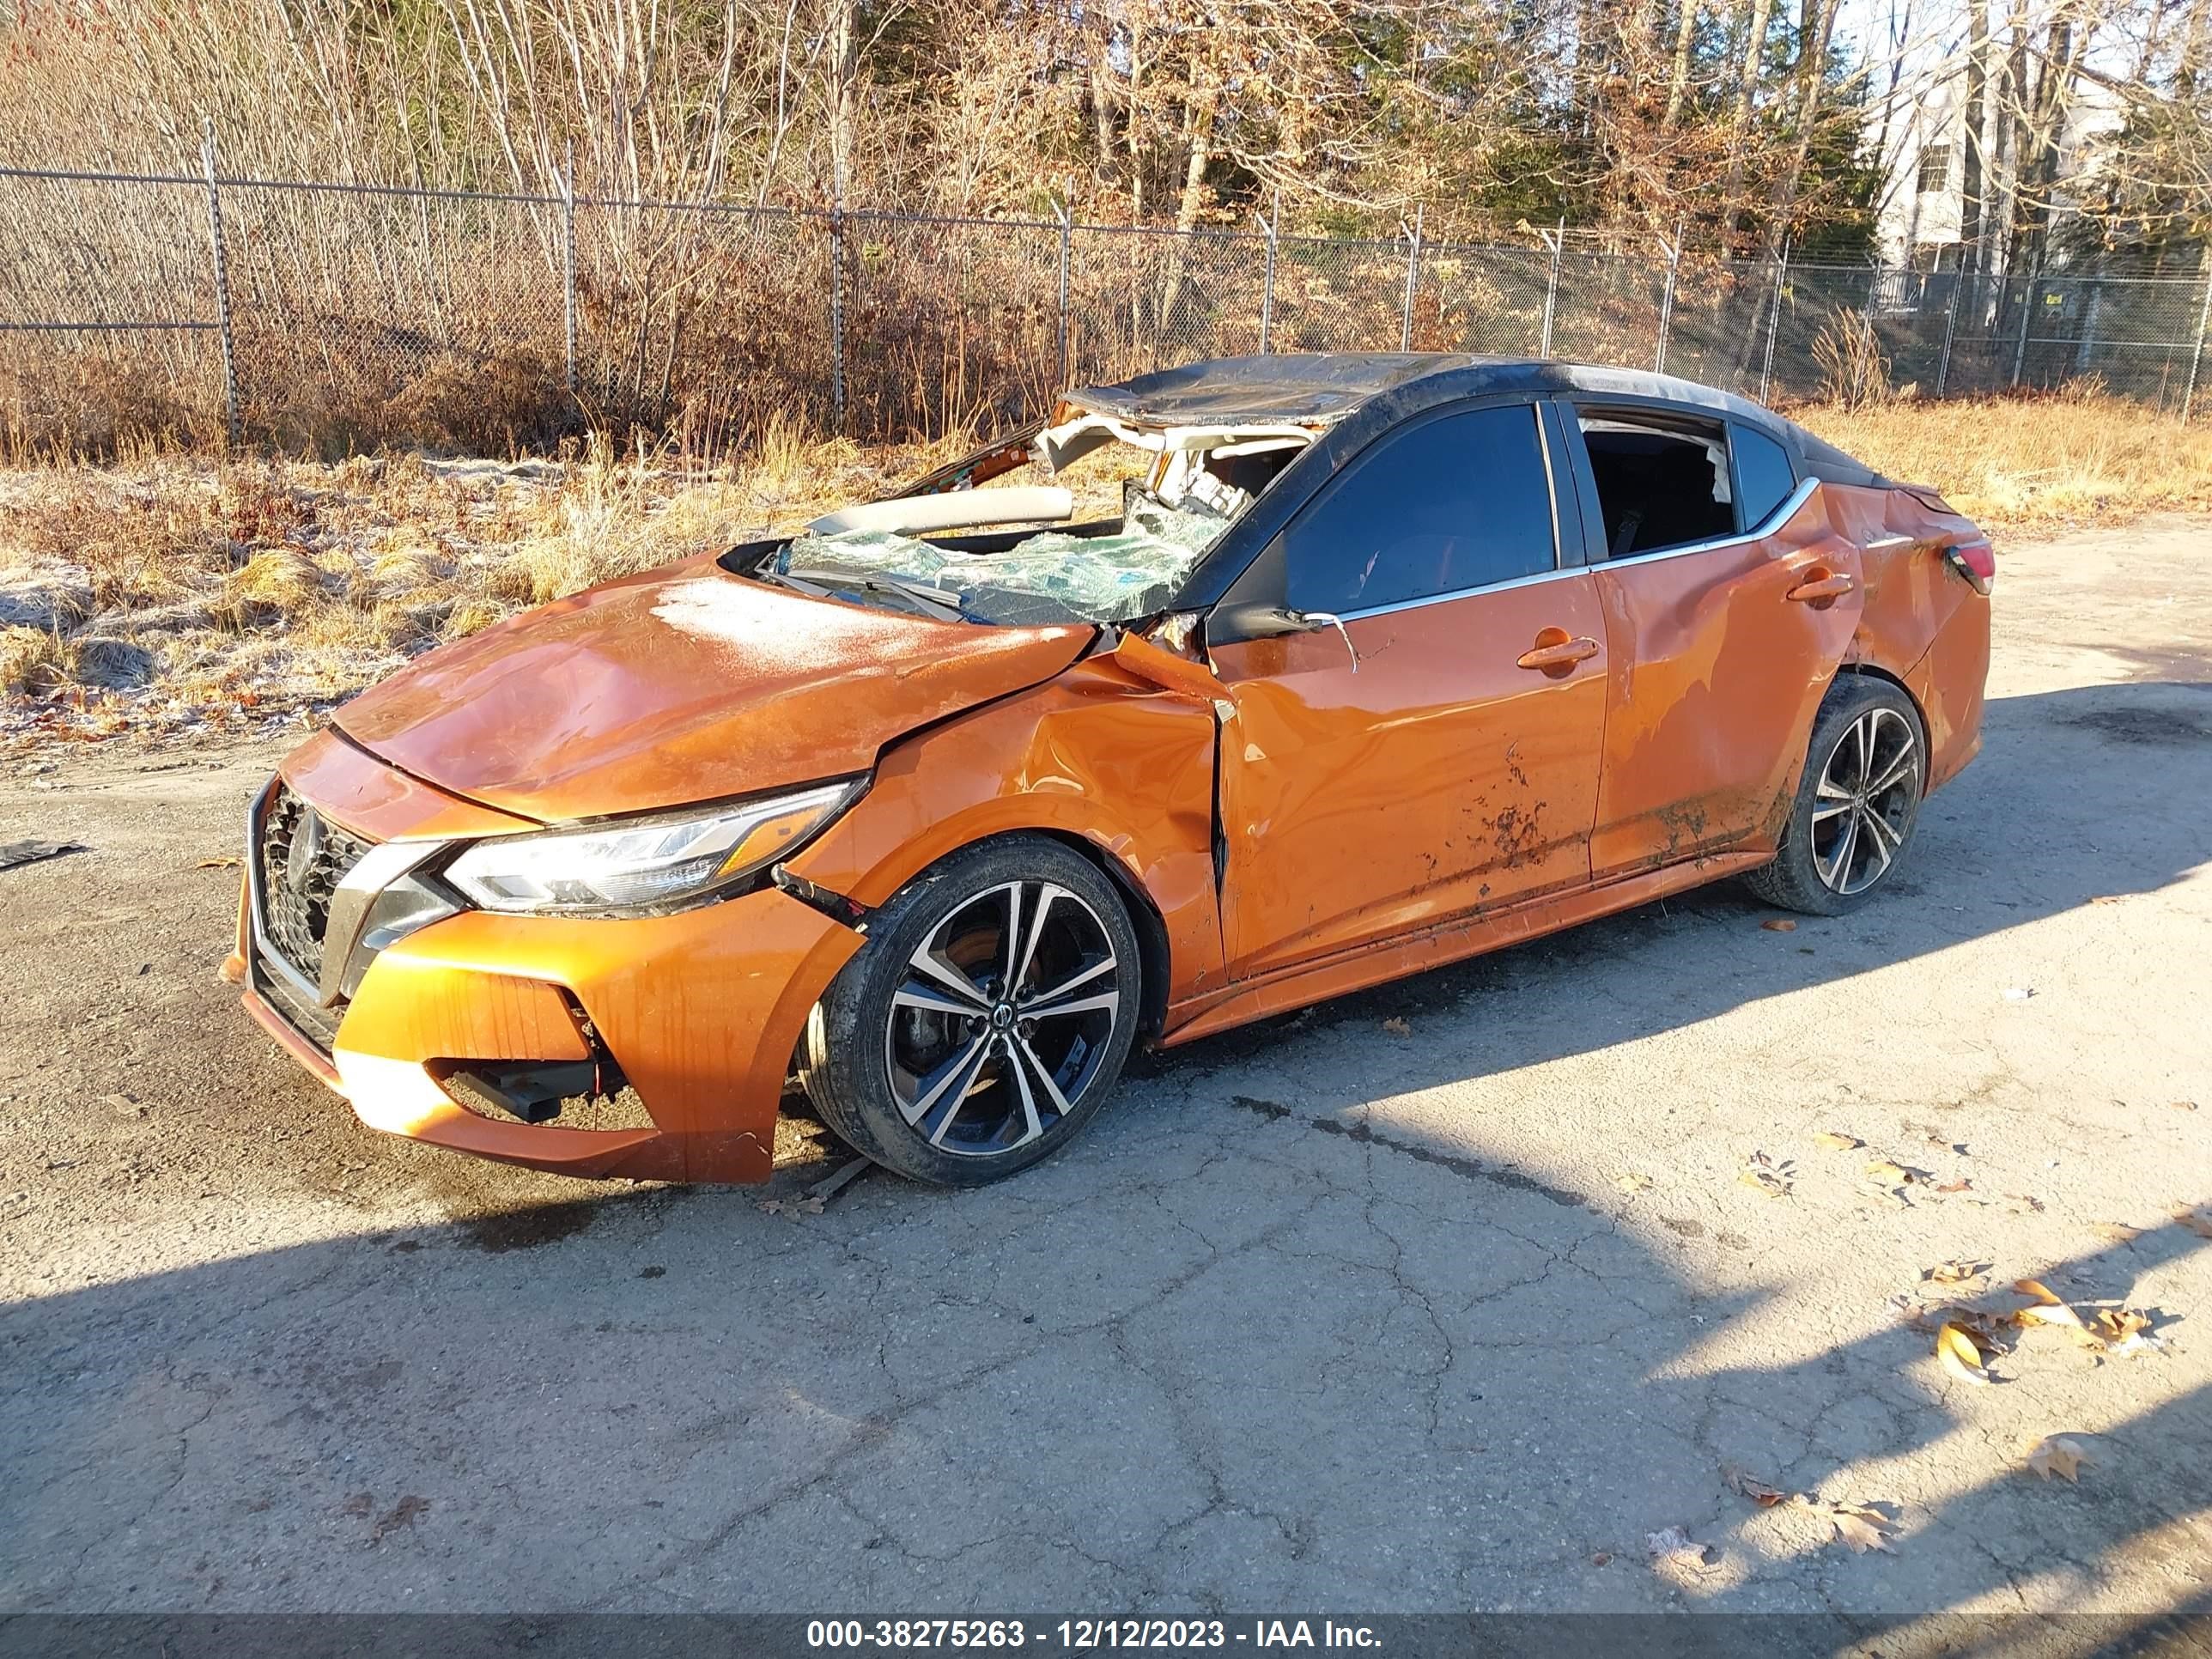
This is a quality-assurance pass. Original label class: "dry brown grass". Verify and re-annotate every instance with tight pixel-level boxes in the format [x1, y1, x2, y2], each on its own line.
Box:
[1793, 389, 2212, 535]
[0, 428, 941, 746]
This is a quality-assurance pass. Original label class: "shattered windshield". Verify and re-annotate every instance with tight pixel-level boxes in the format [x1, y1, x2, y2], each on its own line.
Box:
[763, 413, 1312, 626]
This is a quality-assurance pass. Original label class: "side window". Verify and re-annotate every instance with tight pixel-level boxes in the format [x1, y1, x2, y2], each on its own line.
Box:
[1279, 404, 1556, 614]
[1731, 424, 1798, 529]
[1576, 409, 1734, 558]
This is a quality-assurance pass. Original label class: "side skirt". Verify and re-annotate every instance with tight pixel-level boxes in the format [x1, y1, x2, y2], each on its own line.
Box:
[1158, 848, 1771, 1048]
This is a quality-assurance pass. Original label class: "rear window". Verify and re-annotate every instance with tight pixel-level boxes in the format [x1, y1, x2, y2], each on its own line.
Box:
[1732, 425, 1798, 527]
[1577, 410, 1734, 557]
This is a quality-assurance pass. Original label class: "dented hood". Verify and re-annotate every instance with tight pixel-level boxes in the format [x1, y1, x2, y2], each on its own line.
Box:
[334, 556, 1093, 823]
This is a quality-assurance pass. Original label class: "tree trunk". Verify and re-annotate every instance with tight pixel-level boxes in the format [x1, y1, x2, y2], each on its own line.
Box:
[1663, 0, 1698, 127]
[1720, 0, 1778, 238]
[1960, 0, 1987, 268]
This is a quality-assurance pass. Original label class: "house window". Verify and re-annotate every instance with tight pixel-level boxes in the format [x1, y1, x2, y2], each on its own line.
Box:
[1917, 143, 1952, 195]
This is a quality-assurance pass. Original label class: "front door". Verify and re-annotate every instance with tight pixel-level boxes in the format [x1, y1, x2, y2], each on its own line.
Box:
[1207, 400, 1610, 982]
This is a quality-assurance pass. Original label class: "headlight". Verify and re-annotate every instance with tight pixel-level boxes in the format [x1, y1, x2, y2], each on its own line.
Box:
[444, 779, 864, 915]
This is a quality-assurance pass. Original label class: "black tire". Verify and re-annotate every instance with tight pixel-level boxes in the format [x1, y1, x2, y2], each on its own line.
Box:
[799, 836, 1144, 1186]
[1745, 676, 1928, 916]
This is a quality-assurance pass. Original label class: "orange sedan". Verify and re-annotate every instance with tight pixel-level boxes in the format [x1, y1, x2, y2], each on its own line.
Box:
[226, 355, 1992, 1186]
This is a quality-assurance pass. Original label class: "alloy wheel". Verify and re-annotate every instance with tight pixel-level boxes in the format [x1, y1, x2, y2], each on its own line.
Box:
[1811, 704, 1922, 896]
[883, 880, 1122, 1158]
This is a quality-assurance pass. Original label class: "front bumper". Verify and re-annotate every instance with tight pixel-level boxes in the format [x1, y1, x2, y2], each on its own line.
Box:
[231, 830, 864, 1185]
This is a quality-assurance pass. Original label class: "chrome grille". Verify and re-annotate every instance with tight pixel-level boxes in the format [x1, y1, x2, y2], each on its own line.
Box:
[256, 783, 374, 989]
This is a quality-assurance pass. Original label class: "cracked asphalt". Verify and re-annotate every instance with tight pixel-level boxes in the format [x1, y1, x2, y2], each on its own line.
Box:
[2, 515, 2209, 1626]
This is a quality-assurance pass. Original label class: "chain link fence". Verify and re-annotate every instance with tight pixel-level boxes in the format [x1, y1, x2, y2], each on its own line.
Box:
[5, 152, 2210, 457]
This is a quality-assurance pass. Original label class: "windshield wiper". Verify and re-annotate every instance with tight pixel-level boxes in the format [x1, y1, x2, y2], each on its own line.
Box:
[786, 567, 970, 620]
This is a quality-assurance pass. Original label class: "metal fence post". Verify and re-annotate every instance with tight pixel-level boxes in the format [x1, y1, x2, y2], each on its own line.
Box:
[1759, 240, 1788, 403]
[561, 139, 578, 398]
[1399, 205, 1423, 351]
[2011, 264, 2039, 388]
[1258, 191, 1279, 355]
[198, 115, 240, 447]
[1539, 221, 1563, 357]
[1653, 222, 1681, 374]
[2185, 269, 2212, 423]
[1054, 201, 1071, 388]
[1936, 261, 1965, 398]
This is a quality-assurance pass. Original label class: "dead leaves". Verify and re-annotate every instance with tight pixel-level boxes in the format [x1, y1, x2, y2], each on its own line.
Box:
[757, 1194, 826, 1218]
[1718, 1472, 1902, 1554]
[195, 855, 242, 869]
[1615, 1172, 1654, 1195]
[1819, 1499, 1900, 1554]
[1721, 1465, 1790, 1507]
[1381, 1016, 1412, 1037]
[1644, 1525, 1720, 1576]
[2024, 1435, 2094, 1483]
[1814, 1130, 1864, 1152]
[1923, 1259, 1987, 1285]
[1936, 1321, 1995, 1385]
[2175, 1206, 2212, 1240]
[1739, 1151, 1795, 1200]
[1760, 918, 1797, 933]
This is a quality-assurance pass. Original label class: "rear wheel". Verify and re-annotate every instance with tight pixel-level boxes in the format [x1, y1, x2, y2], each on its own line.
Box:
[1746, 678, 1926, 915]
[799, 836, 1142, 1185]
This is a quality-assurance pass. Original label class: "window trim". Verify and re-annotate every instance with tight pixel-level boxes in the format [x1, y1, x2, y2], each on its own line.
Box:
[1218, 395, 1566, 627]
[1593, 474, 1821, 570]
[1558, 397, 1817, 568]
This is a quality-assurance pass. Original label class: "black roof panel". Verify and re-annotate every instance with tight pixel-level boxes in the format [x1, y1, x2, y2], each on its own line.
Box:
[1066, 352, 1884, 486]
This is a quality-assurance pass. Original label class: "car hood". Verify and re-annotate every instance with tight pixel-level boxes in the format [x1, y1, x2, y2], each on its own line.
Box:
[333, 556, 1093, 823]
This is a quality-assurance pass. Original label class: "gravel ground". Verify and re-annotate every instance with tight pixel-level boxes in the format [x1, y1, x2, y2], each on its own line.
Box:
[1, 515, 2209, 1632]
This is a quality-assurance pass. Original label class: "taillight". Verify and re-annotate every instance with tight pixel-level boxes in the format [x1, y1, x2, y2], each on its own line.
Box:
[1943, 539, 1994, 596]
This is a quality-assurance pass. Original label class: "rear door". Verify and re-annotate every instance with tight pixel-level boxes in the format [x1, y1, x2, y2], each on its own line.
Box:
[1560, 403, 1866, 877]
[1206, 398, 1610, 981]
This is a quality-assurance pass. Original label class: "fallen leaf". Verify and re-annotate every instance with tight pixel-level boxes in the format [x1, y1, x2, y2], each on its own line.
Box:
[2025, 1435, 2093, 1483]
[2177, 1207, 2212, 1240]
[2014, 1277, 2065, 1306]
[1722, 1465, 1791, 1508]
[2089, 1222, 2143, 1244]
[1382, 1016, 1412, 1036]
[369, 1493, 429, 1545]
[1740, 1152, 1795, 1199]
[1644, 1525, 1719, 1572]
[1616, 1172, 1654, 1194]
[1935, 1178, 1974, 1194]
[1820, 1500, 1899, 1553]
[1814, 1131, 1863, 1152]
[1865, 1158, 1925, 1187]
[1923, 1260, 1986, 1285]
[2006, 1193, 2047, 1215]
[195, 855, 242, 869]
[2089, 1308, 2155, 1349]
[1936, 1322, 1992, 1385]
[1760, 918, 1797, 932]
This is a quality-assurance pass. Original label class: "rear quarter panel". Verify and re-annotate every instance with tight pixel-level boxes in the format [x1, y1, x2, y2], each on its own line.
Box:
[1827, 483, 1989, 791]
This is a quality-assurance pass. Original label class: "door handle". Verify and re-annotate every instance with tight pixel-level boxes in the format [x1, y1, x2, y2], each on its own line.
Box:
[1516, 633, 1601, 673]
[1786, 571, 1856, 604]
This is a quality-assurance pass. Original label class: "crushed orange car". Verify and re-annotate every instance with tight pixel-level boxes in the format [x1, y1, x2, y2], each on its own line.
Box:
[225, 354, 1991, 1186]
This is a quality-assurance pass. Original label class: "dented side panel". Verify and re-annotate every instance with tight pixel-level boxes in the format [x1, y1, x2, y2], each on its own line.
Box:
[786, 659, 1229, 1007]
[1589, 487, 1865, 875]
[1208, 578, 1609, 981]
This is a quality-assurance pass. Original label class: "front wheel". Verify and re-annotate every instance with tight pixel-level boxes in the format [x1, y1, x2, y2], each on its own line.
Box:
[799, 836, 1143, 1186]
[1746, 678, 1927, 915]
